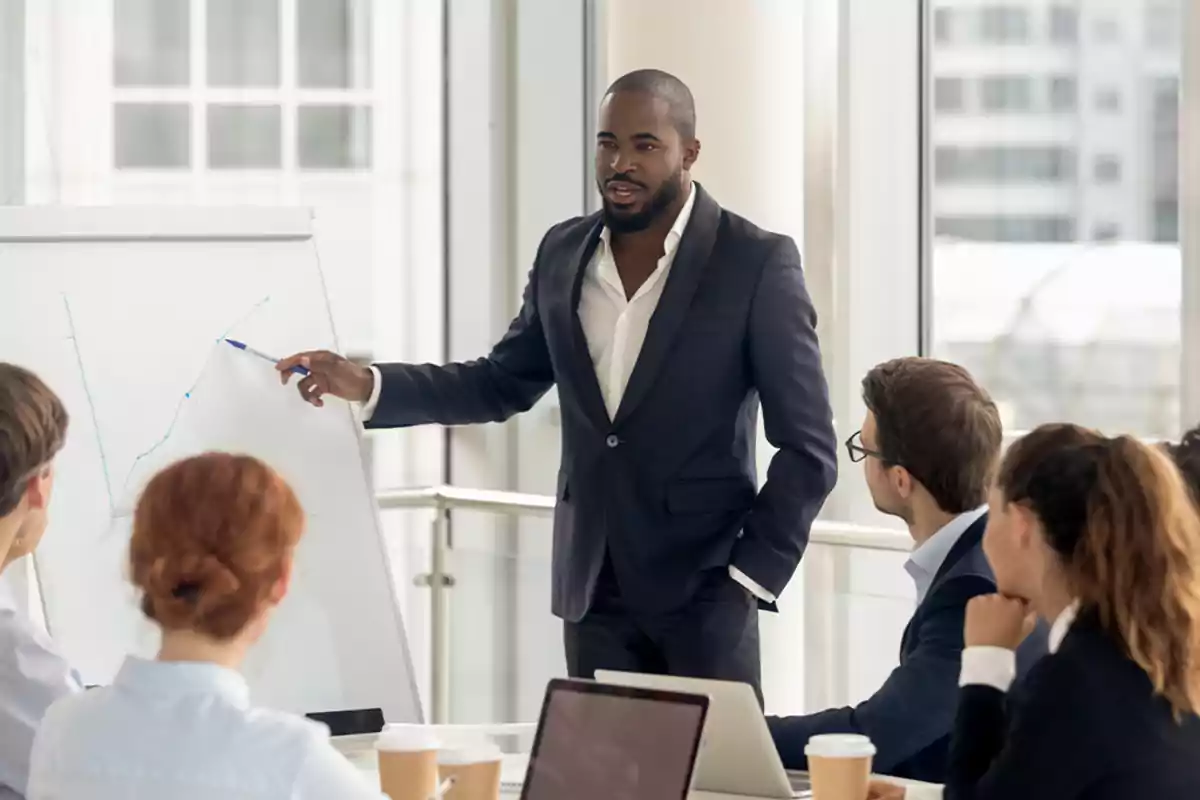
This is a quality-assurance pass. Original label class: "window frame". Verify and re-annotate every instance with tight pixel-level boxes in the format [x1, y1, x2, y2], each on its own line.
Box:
[109, 0, 376, 175]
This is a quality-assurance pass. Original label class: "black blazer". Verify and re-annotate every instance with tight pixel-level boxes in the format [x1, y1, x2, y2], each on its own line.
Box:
[365, 185, 838, 622]
[768, 515, 1048, 783]
[947, 608, 1200, 799]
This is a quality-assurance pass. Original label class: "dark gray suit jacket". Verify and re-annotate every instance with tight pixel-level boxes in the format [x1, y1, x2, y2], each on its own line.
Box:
[366, 184, 838, 622]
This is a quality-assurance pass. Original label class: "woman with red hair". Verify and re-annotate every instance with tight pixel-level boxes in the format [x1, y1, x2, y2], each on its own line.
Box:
[27, 452, 384, 799]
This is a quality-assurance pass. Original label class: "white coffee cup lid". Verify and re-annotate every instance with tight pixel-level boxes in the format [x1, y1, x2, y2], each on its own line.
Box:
[438, 743, 503, 765]
[804, 733, 876, 759]
[375, 724, 440, 752]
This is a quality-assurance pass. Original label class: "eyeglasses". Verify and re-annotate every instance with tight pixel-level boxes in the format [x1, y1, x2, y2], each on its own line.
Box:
[845, 430, 886, 464]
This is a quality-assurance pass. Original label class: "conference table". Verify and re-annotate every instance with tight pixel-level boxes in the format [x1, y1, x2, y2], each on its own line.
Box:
[337, 736, 944, 800]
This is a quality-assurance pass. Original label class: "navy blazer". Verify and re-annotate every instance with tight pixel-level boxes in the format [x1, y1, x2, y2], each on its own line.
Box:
[767, 515, 1049, 783]
[947, 608, 1200, 799]
[365, 185, 838, 622]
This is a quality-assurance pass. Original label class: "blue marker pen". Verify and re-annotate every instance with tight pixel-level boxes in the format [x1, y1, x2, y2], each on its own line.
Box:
[224, 339, 310, 376]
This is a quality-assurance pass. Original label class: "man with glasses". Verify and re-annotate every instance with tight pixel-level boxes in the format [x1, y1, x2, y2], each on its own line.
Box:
[767, 357, 1046, 784]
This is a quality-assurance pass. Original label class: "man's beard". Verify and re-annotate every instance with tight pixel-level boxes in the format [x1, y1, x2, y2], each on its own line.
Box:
[600, 170, 683, 234]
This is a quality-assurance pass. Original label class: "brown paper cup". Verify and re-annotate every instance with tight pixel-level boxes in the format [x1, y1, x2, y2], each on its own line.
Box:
[805, 734, 876, 800]
[438, 745, 503, 800]
[376, 727, 441, 800]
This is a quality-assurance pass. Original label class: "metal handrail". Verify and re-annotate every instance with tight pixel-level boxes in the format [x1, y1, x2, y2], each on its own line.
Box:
[377, 485, 911, 551]
[374, 484, 911, 723]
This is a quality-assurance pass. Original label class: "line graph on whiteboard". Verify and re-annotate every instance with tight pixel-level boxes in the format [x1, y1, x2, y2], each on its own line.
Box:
[62, 293, 272, 519]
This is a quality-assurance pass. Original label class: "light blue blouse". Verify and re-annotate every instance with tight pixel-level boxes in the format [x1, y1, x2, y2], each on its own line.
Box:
[0, 584, 82, 800]
[28, 657, 385, 799]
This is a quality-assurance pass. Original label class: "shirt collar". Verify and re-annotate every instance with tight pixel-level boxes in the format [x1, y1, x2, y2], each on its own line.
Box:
[904, 506, 987, 602]
[114, 656, 250, 708]
[598, 180, 698, 260]
[1048, 600, 1080, 654]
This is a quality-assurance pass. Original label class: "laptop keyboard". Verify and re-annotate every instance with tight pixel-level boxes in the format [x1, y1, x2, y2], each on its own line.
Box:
[788, 772, 813, 798]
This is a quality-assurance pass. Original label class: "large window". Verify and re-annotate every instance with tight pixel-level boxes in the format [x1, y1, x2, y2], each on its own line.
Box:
[10, 0, 402, 346]
[927, 0, 1183, 438]
[111, 0, 372, 174]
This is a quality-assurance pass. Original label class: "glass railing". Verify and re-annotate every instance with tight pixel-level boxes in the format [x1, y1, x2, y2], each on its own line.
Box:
[376, 486, 915, 724]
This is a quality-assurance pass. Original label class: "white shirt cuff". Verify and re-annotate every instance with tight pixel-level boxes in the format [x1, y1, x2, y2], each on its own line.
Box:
[959, 646, 1016, 691]
[360, 365, 383, 422]
[729, 566, 776, 603]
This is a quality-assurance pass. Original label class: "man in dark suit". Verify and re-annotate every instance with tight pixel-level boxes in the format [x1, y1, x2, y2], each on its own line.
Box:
[276, 69, 838, 697]
[768, 358, 1047, 783]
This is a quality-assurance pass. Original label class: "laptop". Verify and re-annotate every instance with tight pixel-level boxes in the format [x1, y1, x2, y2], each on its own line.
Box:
[595, 671, 813, 799]
[519, 678, 709, 800]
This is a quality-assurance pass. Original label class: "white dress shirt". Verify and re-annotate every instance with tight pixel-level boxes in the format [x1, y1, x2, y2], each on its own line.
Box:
[28, 657, 384, 800]
[0, 583, 83, 800]
[363, 183, 775, 603]
[959, 600, 1079, 692]
[904, 506, 987, 604]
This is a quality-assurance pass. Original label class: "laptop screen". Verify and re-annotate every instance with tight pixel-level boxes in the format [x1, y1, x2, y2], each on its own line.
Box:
[521, 679, 708, 800]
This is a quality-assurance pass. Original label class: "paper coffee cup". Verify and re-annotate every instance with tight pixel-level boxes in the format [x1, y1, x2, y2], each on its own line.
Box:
[376, 726, 441, 800]
[438, 743, 503, 800]
[805, 734, 876, 800]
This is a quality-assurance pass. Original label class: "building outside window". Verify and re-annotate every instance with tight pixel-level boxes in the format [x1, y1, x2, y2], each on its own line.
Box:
[929, 0, 1182, 439]
[1145, 0, 1182, 49]
[979, 75, 1033, 111]
[936, 215, 1075, 242]
[935, 145, 1075, 183]
[978, 5, 1030, 43]
[934, 77, 966, 111]
[1048, 76, 1077, 111]
[1093, 154, 1122, 183]
[1092, 16, 1121, 42]
[1049, 5, 1078, 43]
[1095, 86, 1122, 111]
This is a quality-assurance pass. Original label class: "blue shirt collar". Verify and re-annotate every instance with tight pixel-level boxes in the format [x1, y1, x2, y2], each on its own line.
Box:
[904, 506, 987, 602]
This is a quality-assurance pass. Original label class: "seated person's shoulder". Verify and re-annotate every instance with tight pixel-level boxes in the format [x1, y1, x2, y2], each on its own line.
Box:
[220, 705, 335, 767]
[29, 683, 116, 764]
[924, 572, 995, 614]
[0, 611, 82, 710]
[241, 710, 383, 797]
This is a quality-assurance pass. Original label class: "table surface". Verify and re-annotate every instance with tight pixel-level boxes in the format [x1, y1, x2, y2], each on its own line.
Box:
[338, 742, 943, 800]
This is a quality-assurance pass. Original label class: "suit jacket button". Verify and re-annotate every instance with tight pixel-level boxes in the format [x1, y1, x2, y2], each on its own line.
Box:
[605, 434, 620, 448]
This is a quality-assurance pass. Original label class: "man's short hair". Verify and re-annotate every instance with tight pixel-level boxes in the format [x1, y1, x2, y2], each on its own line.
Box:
[862, 357, 1002, 514]
[0, 364, 69, 516]
[604, 68, 697, 139]
[1165, 425, 1200, 503]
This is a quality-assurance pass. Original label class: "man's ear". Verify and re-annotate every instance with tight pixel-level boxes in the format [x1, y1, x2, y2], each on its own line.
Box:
[683, 138, 701, 171]
[891, 465, 915, 500]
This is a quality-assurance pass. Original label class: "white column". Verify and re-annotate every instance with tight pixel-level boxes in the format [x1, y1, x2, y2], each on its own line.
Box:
[1182, 0, 1200, 428]
[601, 0, 808, 715]
[602, 0, 805, 248]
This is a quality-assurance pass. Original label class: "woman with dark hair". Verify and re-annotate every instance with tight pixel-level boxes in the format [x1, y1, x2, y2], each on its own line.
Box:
[945, 423, 1200, 799]
[26, 453, 384, 799]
